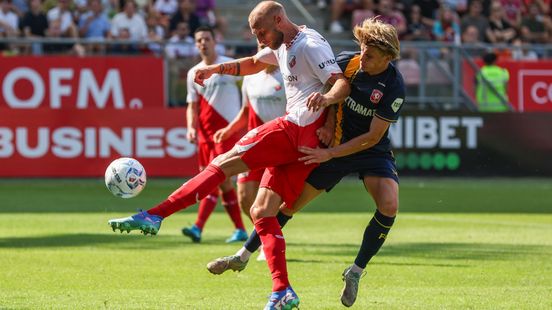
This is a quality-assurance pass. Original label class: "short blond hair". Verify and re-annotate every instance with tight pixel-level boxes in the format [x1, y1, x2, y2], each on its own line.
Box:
[353, 17, 400, 60]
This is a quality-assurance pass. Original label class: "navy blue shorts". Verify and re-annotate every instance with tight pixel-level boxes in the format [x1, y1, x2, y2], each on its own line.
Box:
[306, 152, 399, 192]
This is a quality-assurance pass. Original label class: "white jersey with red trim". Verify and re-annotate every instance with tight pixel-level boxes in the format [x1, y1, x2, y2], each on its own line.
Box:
[186, 55, 242, 141]
[242, 68, 287, 129]
[255, 27, 341, 127]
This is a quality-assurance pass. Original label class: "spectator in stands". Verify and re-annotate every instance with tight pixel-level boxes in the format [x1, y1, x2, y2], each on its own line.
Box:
[43, 18, 84, 54]
[20, 0, 48, 38]
[461, 0, 490, 42]
[351, 0, 375, 29]
[487, 1, 517, 44]
[432, 5, 461, 43]
[413, 0, 440, 26]
[0, 0, 19, 38]
[165, 20, 197, 58]
[329, 0, 362, 33]
[511, 37, 539, 59]
[47, 0, 77, 38]
[110, 27, 140, 54]
[194, 0, 226, 33]
[154, 0, 178, 16]
[111, 0, 148, 41]
[403, 4, 433, 40]
[499, 0, 523, 27]
[169, 0, 199, 35]
[520, 2, 548, 43]
[79, 0, 111, 40]
[524, 0, 551, 15]
[476, 52, 510, 112]
[376, 0, 407, 37]
[461, 25, 487, 55]
[146, 10, 165, 54]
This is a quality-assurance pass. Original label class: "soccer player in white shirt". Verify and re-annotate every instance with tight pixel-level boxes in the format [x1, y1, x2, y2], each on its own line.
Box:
[108, 2, 350, 308]
[182, 26, 247, 244]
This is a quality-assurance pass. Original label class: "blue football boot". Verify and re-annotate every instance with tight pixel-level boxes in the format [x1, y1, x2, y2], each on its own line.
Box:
[108, 210, 163, 235]
[264, 286, 300, 310]
[226, 229, 248, 243]
[182, 224, 202, 243]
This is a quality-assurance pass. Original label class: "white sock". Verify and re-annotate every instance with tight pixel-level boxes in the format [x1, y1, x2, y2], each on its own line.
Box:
[350, 263, 364, 274]
[236, 247, 252, 262]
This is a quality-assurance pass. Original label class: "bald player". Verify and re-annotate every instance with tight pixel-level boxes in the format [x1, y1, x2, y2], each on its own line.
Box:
[108, 1, 350, 308]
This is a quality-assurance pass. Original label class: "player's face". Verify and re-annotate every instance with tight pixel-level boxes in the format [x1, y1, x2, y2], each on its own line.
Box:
[359, 44, 391, 75]
[251, 23, 283, 50]
[195, 31, 216, 58]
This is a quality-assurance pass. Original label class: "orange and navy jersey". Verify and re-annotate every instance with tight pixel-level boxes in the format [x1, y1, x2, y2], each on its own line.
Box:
[334, 51, 406, 154]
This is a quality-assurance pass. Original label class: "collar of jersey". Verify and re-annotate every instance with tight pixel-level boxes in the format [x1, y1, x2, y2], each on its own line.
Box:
[285, 25, 306, 49]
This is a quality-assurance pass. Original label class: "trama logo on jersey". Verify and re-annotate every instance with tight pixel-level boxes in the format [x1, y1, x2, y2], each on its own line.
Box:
[370, 89, 383, 104]
[289, 55, 296, 68]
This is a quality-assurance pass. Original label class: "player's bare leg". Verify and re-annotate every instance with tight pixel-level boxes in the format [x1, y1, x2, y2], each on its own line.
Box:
[341, 176, 398, 307]
[108, 146, 249, 235]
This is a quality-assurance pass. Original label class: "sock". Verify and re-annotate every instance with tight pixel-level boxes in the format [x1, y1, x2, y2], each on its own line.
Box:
[350, 263, 364, 274]
[148, 164, 226, 218]
[222, 190, 246, 230]
[244, 211, 292, 253]
[236, 247, 252, 262]
[255, 217, 289, 292]
[194, 190, 219, 230]
[354, 210, 395, 269]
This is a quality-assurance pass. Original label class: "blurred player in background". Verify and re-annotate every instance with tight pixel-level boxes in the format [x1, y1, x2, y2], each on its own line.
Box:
[108, 1, 350, 308]
[213, 43, 287, 259]
[182, 25, 247, 244]
[206, 17, 405, 308]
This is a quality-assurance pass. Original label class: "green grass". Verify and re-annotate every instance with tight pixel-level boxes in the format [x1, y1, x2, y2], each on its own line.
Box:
[1, 178, 551, 309]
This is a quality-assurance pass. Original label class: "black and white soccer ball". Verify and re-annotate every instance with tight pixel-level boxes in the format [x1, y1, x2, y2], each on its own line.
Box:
[104, 157, 146, 199]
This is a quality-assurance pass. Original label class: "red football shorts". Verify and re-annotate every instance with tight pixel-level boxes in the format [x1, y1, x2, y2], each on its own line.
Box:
[235, 115, 325, 207]
[237, 168, 265, 184]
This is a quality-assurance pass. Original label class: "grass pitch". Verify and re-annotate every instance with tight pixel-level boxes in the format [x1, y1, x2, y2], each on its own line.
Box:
[1, 178, 551, 309]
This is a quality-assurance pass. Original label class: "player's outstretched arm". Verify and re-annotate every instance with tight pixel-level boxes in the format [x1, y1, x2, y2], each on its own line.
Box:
[194, 57, 270, 86]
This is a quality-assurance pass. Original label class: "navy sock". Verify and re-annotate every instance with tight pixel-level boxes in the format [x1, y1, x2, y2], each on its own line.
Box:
[354, 210, 395, 269]
[244, 211, 292, 253]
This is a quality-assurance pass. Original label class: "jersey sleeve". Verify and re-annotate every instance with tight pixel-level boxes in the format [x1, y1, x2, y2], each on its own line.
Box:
[186, 67, 198, 103]
[254, 47, 278, 66]
[303, 38, 342, 84]
[375, 84, 406, 123]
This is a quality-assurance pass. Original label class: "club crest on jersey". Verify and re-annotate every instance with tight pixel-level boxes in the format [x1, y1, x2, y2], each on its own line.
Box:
[370, 89, 383, 104]
[289, 55, 296, 68]
[275, 84, 282, 91]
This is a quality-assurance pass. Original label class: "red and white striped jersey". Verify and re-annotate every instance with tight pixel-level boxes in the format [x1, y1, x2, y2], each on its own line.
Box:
[241, 68, 287, 130]
[186, 55, 242, 142]
[255, 26, 341, 127]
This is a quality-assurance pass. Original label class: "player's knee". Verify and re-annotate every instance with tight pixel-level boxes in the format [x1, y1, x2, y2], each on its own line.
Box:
[249, 204, 261, 221]
[377, 200, 398, 217]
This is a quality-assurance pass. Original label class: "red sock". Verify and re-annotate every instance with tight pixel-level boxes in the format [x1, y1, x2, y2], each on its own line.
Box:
[222, 190, 246, 230]
[195, 189, 219, 230]
[147, 164, 226, 218]
[255, 217, 289, 291]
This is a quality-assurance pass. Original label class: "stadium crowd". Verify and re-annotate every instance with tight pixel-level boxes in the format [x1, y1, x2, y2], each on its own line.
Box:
[0, 0, 549, 59]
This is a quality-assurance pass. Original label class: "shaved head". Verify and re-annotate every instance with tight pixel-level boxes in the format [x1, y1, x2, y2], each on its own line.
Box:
[249, 1, 285, 29]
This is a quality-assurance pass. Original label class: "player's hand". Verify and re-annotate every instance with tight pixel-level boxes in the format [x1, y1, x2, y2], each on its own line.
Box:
[194, 66, 217, 86]
[316, 126, 334, 147]
[186, 128, 197, 144]
[298, 146, 333, 164]
[306, 92, 329, 112]
[213, 127, 230, 144]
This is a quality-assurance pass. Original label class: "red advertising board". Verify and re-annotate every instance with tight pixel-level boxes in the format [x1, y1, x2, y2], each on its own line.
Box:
[463, 59, 552, 112]
[0, 56, 199, 177]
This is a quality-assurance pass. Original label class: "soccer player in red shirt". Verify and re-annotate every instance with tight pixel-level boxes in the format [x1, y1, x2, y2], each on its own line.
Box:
[108, 1, 350, 308]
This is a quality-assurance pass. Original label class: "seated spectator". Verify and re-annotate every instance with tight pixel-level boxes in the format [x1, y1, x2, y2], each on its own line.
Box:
[520, 3, 548, 43]
[461, 0, 490, 43]
[46, 0, 77, 38]
[0, 0, 19, 38]
[110, 27, 140, 54]
[351, 0, 375, 29]
[43, 19, 84, 54]
[111, 0, 147, 41]
[413, 0, 440, 26]
[165, 21, 197, 58]
[20, 0, 48, 38]
[329, 0, 362, 33]
[154, 0, 177, 16]
[79, 0, 111, 40]
[511, 37, 539, 59]
[487, 1, 517, 44]
[169, 0, 199, 35]
[195, 0, 226, 32]
[375, 0, 407, 37]
[461, 25, 487, 56]
[432, 5, 461, 43]
[499, 0, 523, 27]
[145, 10, 165, 54]
[403, 4, 432, 41]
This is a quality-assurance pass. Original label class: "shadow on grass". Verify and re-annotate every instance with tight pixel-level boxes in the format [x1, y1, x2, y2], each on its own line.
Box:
[287, 241, 552, 262]
[287, 258, 469, 268]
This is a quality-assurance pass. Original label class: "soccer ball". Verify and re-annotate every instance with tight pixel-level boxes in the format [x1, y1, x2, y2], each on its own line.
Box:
[104, 157, 147, 198]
